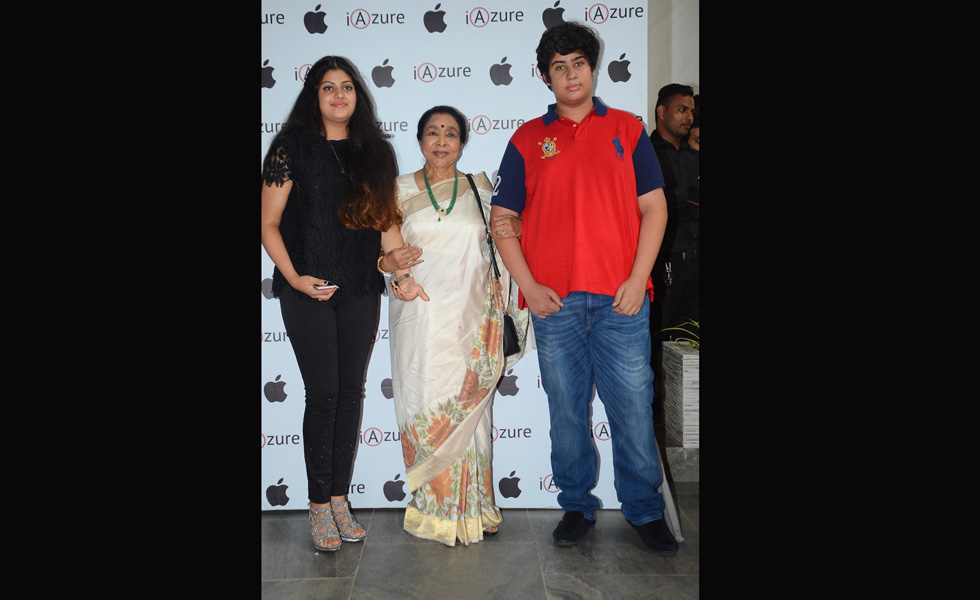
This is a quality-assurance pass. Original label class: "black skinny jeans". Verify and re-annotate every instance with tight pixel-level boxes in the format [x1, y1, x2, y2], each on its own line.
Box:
[279, 285, 380, 504]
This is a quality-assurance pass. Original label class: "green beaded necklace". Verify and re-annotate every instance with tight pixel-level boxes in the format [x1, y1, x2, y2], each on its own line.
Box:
[423, 168, 458, 222]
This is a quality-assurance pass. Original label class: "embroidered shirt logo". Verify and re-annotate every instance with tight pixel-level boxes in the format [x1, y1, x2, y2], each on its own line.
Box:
[612, 135, 625, 161]
[538, 137, 560, 159]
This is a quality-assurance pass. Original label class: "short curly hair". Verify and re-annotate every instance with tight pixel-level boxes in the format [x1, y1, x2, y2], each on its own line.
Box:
[535, 22, 600, 87]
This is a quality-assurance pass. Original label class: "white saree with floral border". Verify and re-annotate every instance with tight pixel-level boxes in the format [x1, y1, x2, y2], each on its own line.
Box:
[387, 170, 530, 546]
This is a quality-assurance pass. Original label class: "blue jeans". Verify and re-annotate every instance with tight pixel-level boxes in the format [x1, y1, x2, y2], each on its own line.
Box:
[533, 292, 665, 525]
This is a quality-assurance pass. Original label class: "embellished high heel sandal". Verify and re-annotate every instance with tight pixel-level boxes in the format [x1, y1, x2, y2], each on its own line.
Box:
[310, 504, 342, 552]
[330, 499, 366, 542]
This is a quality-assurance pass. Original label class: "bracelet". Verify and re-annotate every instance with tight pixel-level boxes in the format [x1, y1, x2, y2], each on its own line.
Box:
[377, 251, 393, 274]
[393, 272, 413, 285]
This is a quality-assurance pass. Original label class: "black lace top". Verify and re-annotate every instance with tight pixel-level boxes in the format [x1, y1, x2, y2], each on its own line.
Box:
[262, 130, 384, 299]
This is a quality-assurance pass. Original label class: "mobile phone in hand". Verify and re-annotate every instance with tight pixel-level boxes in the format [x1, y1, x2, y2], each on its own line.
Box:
[314, 284, 339, 290]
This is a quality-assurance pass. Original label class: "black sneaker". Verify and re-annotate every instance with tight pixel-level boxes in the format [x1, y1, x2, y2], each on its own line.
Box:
[553, 511, 596, 546]
[631, 518, 678, 555]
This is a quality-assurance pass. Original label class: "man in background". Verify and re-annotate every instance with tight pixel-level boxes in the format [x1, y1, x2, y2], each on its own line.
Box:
[649, 84, 700, 421]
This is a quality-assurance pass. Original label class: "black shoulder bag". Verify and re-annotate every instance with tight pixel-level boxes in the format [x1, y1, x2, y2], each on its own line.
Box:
[465, 173, 520, 358]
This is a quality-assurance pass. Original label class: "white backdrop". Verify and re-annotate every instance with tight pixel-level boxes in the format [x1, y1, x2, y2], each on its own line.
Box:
[262, 0, 651, 511]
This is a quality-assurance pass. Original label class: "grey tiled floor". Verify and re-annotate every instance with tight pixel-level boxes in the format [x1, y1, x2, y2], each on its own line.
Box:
[261, 480, 699, 599]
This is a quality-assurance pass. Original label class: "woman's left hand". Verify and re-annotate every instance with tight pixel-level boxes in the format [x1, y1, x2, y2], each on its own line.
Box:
[492, 214, 522, 240]
[392, 279, 430, 302]
[383, 243, 424, 271]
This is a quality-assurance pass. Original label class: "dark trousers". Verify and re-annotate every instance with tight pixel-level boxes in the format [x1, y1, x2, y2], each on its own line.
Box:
[649, 254, 699, 416]
[279, 286, 380, 503]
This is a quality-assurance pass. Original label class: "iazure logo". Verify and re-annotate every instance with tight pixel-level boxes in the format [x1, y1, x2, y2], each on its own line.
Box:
[347, 8, 406, 29]
[378, 120, 409, 133]
[261, 278, 275, 299]
[585, 3, 646, 23]
[304, 4, 328, 34]
[413, 62, 471, 83]
[361, 427, 401, 446]
[469, 115, 526, 136]
[261, 12, 285, 25]
[585, 3, 610, 23]
[263, 433, 300, 447]
[294, 63, 313, 83]
[495, 426, 532, 441]
[466, 7, 525, 27]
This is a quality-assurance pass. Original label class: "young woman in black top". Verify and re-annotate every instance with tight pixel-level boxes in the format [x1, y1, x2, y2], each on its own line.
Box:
[261, 55, 420, 552]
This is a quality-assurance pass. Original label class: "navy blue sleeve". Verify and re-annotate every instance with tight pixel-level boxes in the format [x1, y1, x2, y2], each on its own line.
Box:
[491, 141, 527, 214]
[633, 125, 664, 196]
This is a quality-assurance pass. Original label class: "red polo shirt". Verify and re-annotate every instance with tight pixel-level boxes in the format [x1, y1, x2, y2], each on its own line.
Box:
[492, 98, 664, 308]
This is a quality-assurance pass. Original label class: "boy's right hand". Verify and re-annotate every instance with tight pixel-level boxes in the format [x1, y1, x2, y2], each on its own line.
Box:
[525, 284, 563, 318]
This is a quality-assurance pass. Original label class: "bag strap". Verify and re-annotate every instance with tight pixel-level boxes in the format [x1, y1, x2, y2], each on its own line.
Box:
[465, 173, 501, 280]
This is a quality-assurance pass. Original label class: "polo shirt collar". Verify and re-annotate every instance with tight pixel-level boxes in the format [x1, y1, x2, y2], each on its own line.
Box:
[543, 96, 607, 125]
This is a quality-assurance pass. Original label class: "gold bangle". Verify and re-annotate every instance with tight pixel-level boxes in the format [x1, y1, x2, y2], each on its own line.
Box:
[377, 251, 393, 274]
[393, 272, 413, 285]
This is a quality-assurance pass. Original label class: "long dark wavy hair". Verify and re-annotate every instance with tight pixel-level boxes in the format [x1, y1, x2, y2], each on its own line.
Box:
[277, 55, 400, 231]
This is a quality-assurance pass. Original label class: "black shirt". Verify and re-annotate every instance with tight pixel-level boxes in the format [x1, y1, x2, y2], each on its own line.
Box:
[262, 131, 384, 299]
[650, 130, 699, 256]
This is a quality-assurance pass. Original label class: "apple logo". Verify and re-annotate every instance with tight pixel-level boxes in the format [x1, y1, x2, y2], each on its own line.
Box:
[608, 53, 632, 82]
[261, 278, 274, 299]
[381, 378, 393, 399]
[490, 57, 513, 86]
[542, 1, 565, 29]
[304, 4, 327, 34]
[499, 471, 522, 498]
[384, 474, 407, 501]
[372, 59, 395, 88]
[497, 369, 519, 396]
[266, 478, 289, 506]
[262, 59, 276, 89]
[264, 375, 287, 403]
[424, 3, 447, 33]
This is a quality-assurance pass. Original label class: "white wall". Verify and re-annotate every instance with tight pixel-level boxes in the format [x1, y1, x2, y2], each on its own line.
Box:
[261, 0, 698, 512]
[647, 0, 700, 119]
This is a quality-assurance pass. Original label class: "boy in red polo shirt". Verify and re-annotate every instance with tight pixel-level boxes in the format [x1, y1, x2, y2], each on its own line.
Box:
[490, 22, 677, 555]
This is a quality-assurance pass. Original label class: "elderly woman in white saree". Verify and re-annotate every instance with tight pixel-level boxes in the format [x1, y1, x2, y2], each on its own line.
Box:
[380, 106, 530, 546]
